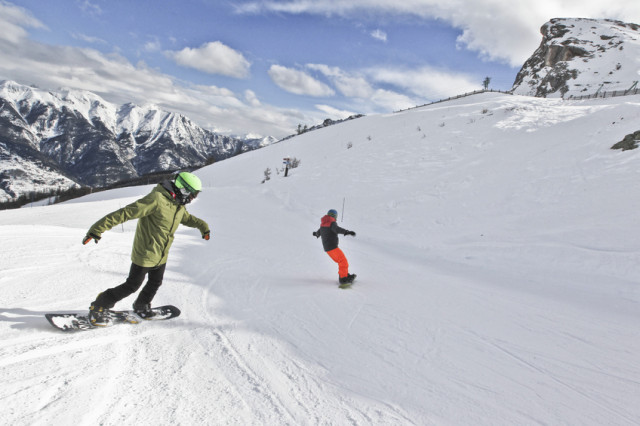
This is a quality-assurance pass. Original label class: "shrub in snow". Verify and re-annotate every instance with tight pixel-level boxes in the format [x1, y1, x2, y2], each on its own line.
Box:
[262, 167, 271, 183]
[611, 130, 640, 151]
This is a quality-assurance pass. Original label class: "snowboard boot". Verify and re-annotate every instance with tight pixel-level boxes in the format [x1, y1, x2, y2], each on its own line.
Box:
[339, 274, 355, 285]
[133, 302, 156, 319]
[88, 305, 111, 326]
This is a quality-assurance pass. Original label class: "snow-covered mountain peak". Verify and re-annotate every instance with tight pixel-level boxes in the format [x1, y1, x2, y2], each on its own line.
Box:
[57, 87, 117, 128]
[241, 134, 279, 149]
[115, 102, 177, 136]
[512, 18, 640, 97]
[58, 87, 108, 105]
[0, 80, 57, 109]
[0, 80, 31, 98]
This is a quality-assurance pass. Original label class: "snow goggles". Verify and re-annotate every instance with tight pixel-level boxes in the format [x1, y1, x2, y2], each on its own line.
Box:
[177, 186, 198, 202]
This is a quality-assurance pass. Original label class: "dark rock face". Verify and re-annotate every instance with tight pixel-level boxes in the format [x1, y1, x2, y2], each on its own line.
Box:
[611, 130, 640, 151]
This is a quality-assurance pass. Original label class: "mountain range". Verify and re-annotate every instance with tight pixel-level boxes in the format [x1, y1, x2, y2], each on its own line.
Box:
[0, 80, 276, 202]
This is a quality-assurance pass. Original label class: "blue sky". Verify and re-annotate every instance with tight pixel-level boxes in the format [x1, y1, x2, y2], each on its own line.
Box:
[1, 0, 639, 137]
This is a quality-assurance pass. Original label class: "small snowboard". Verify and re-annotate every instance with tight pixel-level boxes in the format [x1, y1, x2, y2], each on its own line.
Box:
[338, 274, 357, 289]
[45, 305, 181, 332]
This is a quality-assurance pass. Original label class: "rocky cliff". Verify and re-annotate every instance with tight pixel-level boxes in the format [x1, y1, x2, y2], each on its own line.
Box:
[511, 18, 640, 97]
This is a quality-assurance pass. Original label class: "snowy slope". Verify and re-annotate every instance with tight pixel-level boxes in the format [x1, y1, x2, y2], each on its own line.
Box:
[1, 92, 640, 425]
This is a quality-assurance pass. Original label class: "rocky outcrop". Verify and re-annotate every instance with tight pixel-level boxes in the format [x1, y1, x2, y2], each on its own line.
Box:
[512, 18, 640, 97]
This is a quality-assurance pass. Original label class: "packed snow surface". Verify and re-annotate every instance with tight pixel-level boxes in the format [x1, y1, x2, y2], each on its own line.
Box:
[1, 93, 639, 425]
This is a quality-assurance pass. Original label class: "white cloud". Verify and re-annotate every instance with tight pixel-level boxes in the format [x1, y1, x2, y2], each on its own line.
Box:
[315, 104, 357, 119]
[370, 29, 387, 42]
[236, 0, 640, 67]
[244, 89, 261, 106]
[308, 62, 480, 109]
[168, 41, 251, 78]
[0, 1, 45, 44]
[307, 64, 373, 98]
[78, 0, 102, 16]
[306, 63, 424, 111]
[306, 63, 421, 111]
[144, 38, 162, 52]
[268, 65, 335, 97]
[369, 88, 416, 111]
[190, 84, 244, 108]
[367, 65, 480, 99]
[72, 33, 107, 45]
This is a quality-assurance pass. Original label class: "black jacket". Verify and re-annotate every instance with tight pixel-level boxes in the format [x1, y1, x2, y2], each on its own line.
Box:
[315, 215, 349, 252]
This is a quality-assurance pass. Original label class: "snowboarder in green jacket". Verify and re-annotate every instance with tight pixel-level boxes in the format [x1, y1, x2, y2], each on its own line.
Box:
[82, 172, 210, 325]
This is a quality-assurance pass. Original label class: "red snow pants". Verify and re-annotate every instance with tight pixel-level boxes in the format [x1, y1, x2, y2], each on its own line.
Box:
[326, 248, 349, 278]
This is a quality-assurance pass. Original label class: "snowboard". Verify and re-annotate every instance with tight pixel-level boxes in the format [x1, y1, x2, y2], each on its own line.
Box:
[338, 274, 357, 289]
[45, 305, 181, 332]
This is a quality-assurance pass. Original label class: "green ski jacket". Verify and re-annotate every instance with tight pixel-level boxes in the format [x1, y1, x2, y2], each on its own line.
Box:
[88, 184, 210, 267]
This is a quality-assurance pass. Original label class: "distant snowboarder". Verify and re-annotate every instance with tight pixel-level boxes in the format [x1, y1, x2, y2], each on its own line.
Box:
[82, 172, 210, 326]
[313, 209, 356, 286]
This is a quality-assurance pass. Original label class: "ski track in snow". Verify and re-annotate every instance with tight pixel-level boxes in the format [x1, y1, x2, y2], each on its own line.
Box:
[2, 93, 640, 425]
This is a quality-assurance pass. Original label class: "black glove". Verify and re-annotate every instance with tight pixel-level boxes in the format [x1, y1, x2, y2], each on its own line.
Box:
[82, 233, 101, 245]
[312, 231, 318, 238]
[346, 231, 356, 237]
[203, 230, 211, 241]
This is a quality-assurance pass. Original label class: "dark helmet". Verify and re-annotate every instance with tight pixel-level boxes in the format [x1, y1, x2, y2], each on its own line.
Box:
[327, 209, 338, 218]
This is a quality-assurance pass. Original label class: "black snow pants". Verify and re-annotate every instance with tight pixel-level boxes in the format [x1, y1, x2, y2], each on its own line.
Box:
[92, 262, 166, 309]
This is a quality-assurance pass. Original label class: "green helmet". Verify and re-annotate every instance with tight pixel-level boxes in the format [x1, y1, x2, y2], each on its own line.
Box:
[174, 172, 202, 204]
[175, 172, 202, 194]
